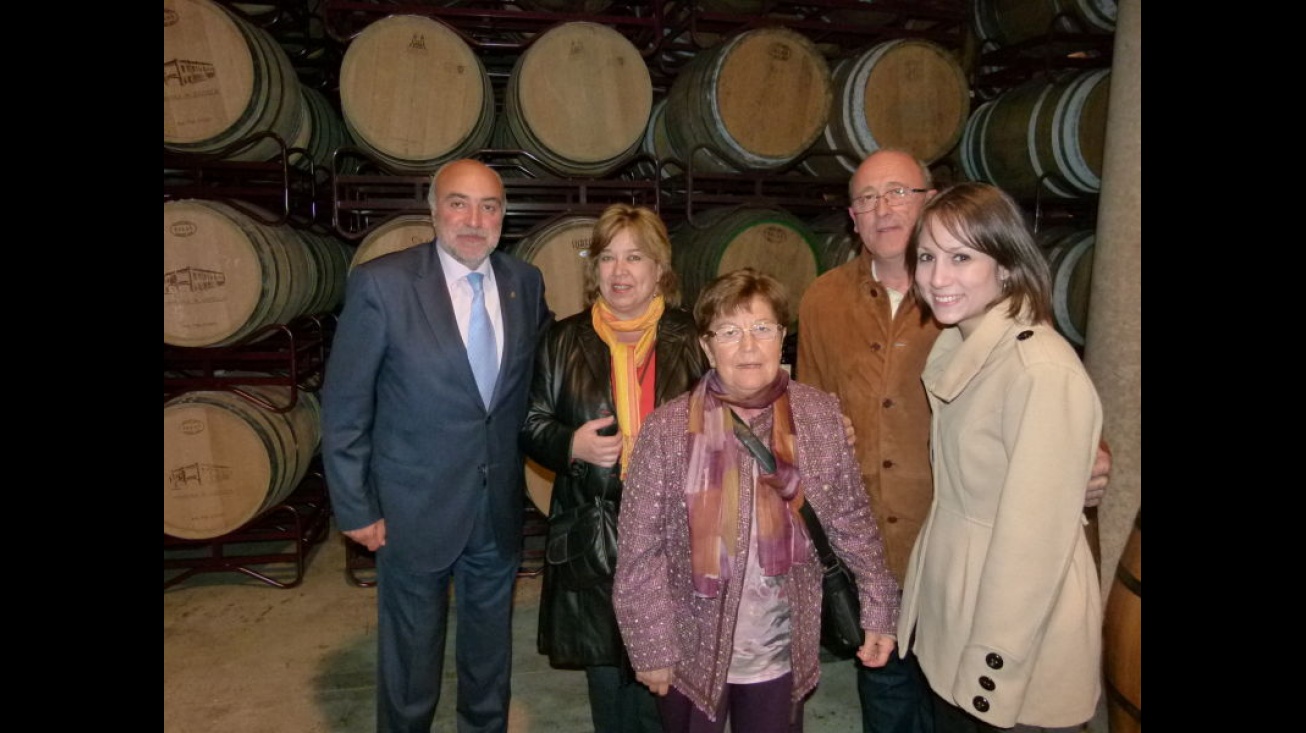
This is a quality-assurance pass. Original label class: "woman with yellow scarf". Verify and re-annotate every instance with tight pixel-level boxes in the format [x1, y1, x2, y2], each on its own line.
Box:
[523, 203, 708, 733]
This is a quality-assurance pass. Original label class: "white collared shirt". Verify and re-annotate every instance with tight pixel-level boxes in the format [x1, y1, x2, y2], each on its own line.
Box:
[871, 259, 906, 317]
[437, 245, 504, 369]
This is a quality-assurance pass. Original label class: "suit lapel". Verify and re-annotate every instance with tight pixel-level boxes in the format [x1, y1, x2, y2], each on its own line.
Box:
[414, 241, 460, 353]
[487, 253, 525, 408]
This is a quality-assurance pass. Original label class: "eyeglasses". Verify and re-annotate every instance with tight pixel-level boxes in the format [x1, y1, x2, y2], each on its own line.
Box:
[849, 187, 928, 214]
[706, 322, 784, 344]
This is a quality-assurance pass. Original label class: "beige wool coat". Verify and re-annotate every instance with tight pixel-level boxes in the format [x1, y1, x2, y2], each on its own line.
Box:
[897, 302, 1103, 729]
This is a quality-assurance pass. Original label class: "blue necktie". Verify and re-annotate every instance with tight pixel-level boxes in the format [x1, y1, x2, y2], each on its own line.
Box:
[466, 272, 498, 406]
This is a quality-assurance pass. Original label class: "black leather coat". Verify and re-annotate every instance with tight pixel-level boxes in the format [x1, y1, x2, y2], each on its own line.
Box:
[521, 306, 707, 667]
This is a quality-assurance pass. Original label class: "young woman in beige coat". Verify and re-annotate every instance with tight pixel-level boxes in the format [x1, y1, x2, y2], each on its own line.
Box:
[897, 182, 1104, 732]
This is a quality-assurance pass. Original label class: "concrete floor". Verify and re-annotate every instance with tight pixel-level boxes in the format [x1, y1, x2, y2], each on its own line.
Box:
[163, 514, 872, 733]
[163, 492, 1111, 733]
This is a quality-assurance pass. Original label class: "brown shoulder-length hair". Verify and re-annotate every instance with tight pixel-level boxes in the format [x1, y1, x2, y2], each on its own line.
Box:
[583, 204, 681, 308]
[693, 268, 792, 336]
[908, 182, 1053, 326]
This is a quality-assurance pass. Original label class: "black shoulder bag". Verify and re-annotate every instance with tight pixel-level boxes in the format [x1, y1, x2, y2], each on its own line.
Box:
[545, 467, 619, 591]
[729, 410, 864, 658]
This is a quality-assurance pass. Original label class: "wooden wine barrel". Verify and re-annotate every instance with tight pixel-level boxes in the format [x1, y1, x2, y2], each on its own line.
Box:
[801, 39, 970, 177]
[164, 0, 304, 161]
[971, 0, 1117, 49]
[288, 85, 353, 173]
[508, 216, 599, 321]
[1040, 227, 1095, 347]
[164, 200, 322, 347]
[628, 98, 683, 180]
[806, 210, 860, 272]
[296, 228, 352, 315]
[351, 214, 436, 270]
[959, 68, 1110, 199]
[1103, 509, 1141, 733]
[664, 27, 832, 173]
[164, 388, 322, 539]
[671, 207, 821, 324]
[497, 22, 652, 178]
[339, 14, 494, 174]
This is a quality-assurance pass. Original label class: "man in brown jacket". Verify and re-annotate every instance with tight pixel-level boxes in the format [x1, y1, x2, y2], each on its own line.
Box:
[796, 149, 1110, 733]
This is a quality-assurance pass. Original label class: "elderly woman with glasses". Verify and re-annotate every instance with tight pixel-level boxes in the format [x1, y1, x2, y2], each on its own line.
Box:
[612, 268, 902, 733]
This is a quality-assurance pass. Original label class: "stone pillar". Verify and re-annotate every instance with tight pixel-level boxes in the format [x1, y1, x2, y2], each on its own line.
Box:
[1084, 0, 1141, 609]
[1082, 1, 1141, 731]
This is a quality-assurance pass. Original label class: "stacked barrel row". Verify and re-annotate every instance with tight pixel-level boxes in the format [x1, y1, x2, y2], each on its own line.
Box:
[329, 12, 978, 320]
[960, 0, 1117, 200]
[165, 0, 1116, 200]
[164, 0, 354, 541]
[162, 197, 350, 541]
[163, 0, 1115, 342]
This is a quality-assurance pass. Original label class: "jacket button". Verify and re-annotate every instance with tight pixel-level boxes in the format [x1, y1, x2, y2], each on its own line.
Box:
[882, 398, 894, 408]
[972, 696, 990, 713]
[985, 652, 1004, 669]
[886, 516, 898, 524]
[882, 460, 894, 469]
[979, 676, 995, 691]
[870, 342, 882, 351]
[1017, 329, 1034, 340]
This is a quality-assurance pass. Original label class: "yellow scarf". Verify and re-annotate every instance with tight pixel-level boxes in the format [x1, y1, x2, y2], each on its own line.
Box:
[592, 295, 665, 480]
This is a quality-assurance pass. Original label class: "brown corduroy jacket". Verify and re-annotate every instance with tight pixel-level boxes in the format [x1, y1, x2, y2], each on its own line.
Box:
[796, 253, 940, 584]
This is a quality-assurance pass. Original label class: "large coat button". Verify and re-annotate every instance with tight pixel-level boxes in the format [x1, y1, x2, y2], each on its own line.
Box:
[985, 652, 1004, 669]
[972, 696, 990, 713]
[1017, 329, 1034, 340]
[979, 676, 995, 691]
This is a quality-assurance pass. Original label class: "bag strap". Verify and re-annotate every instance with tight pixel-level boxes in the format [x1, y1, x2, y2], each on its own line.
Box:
[729, 408, 776, 473]
[728, 409, 840, 571]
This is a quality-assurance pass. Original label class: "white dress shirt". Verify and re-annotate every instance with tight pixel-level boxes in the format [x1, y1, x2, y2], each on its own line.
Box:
[437, 245, 504, 369]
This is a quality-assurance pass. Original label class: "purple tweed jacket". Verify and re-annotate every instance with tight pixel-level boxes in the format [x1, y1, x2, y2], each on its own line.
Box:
[613, 380, 900, 720]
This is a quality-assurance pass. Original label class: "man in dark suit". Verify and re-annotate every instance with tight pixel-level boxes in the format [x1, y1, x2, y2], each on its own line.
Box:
[321, 159, 553, 733]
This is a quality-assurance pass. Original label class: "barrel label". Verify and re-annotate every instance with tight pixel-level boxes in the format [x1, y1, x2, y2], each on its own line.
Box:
[408, 34, 427, 52]
[163, 59, 216, 88]
[163, 8, 178, 26]
[164, 267, 226, 298]
[768, 43, 792, 62]
[168, 462, 232, 489]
